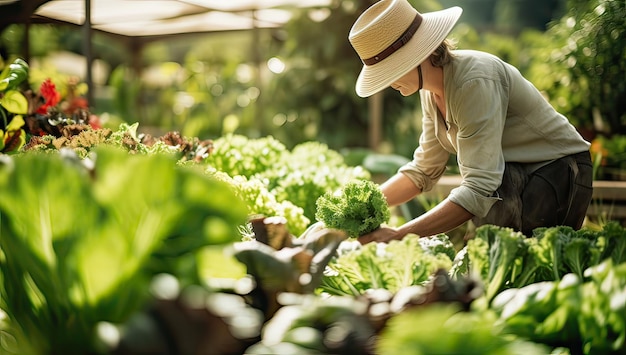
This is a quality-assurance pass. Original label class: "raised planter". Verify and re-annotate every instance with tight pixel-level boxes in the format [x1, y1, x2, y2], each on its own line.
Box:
[587, 180, 626, 222]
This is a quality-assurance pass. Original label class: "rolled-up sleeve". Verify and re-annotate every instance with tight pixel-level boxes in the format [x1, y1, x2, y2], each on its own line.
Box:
[448, 77, 507, 217]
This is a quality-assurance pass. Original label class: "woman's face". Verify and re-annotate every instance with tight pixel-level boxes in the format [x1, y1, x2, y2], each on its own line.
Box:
[390, 67, 421, 96]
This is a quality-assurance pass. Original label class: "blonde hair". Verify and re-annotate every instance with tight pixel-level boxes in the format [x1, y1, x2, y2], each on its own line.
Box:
[429, 39, 456, 67]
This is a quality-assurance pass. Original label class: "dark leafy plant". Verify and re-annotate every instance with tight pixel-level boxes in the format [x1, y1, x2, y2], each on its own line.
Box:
[246, 269, 481, 355]
[232, 219, 348, 319]
[246, 294, 376, 355]
[108, 275, 264, 355]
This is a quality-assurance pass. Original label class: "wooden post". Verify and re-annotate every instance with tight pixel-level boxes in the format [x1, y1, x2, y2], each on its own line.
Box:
[368, 91, 383, 152]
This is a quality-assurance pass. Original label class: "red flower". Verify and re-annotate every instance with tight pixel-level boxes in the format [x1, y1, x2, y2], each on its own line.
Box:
[36, 79, 61, 114]
[88, 114, 102, 130]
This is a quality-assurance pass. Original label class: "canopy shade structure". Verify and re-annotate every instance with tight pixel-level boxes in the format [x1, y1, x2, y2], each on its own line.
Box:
[1, 0, 384, 150]
[0, 0, 331, 107]
[1, 0, 333, 47]
[29, 0, 332, 39]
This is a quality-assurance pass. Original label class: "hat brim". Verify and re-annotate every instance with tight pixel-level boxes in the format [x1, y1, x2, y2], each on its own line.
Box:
[355, 6, 462, 98]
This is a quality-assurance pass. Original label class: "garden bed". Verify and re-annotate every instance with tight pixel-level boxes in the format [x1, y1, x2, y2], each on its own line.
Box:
[587, 180, 626, 222]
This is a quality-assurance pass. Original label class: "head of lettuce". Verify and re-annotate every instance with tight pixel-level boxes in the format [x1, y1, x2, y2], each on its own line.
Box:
[315, 179, 391, 238]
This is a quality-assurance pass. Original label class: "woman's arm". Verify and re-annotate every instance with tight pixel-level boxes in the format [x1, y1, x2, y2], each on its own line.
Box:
[358, 197, 473, 244]
[380, 172, 422, 206]
[396, 197, 473, 237]
[360, 173, 474, 244]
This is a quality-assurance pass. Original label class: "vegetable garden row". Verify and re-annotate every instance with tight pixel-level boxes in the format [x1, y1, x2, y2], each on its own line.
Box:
[0, 122, 625, 354]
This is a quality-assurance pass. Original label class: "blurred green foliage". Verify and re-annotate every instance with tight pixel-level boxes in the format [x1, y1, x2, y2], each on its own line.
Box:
[591, 133, 626, 180]
[0, 146, 248, 353]
[442, 0, 567, 33]
[1, 0, 624, 158]
[526, 0, 626, 136]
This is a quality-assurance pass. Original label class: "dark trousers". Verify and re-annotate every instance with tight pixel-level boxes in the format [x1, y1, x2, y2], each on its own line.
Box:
[472, 151, 594, 237]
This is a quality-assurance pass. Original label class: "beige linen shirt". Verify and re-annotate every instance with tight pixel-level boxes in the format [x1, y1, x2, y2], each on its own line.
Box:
[399, 49, 590, 218]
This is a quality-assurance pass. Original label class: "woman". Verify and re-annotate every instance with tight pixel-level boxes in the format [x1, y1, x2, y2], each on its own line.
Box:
[349, 0, 593, 243]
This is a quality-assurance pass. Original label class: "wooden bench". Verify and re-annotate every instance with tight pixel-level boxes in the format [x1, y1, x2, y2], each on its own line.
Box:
[421, 175, 626, 223]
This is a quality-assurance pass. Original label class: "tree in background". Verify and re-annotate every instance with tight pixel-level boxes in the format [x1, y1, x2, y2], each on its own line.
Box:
[523, 0, 625, 138]
[264, 0, 441, 155]
[440, 0, 567, 33]
[557, 0, 625, 136]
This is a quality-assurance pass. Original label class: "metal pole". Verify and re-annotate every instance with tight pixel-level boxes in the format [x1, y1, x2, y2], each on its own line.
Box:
[83, 0, 94, 108]
[23, 19, 31, 63]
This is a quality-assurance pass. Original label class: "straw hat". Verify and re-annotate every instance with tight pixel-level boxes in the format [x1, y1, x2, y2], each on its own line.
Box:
[349, 0, 462, 97]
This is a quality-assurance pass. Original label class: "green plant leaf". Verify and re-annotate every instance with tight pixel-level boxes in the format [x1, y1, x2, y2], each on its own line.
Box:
[0, 115, 26, 153]
[0, 90, 28, 114]
[0, 58, 29, 92]
[0, 145, 248, 352]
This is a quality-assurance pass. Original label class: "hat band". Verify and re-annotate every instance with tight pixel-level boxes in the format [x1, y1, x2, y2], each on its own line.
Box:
[362, 13, 423, 66]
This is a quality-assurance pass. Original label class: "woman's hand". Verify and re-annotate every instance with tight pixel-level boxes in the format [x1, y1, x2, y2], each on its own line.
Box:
[358, 226, 402, 245]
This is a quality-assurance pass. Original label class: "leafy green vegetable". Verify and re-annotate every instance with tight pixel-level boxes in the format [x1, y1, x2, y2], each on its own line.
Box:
[315, 179, 390, 238]
[467, 225, 527, 303]
[0, 146, 247, 353]
[562, 237, 594, 279]
[319, 235, 454, 296]
[258, 141, 370, 222]
[268, 163, 370, 223]
[419, 233, 457, 261]
[449, 244, 470, 280]
[204, 134, 288, 177]
[533, 227, 573, 281]
[596, 221, 626, 265]
[209, 171, 310, 236]
[491, 274, 583, 349]
[492, 259, 626, 354]
[204, 135, 370, 224]
[289, 141, 346, 167]
[465, 224, 626, 306]
[579, 260, 626, 354]
[377, 303, 552, 355]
